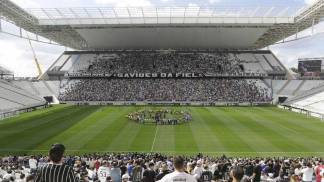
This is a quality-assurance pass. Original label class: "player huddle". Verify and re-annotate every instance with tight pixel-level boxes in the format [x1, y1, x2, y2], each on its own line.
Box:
[127, 109, 192, 125]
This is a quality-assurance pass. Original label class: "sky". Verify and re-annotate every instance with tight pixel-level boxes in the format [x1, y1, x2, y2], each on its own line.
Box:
[0, 0, 324, 77]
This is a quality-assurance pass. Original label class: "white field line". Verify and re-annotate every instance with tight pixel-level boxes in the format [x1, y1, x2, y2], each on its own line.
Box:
[151, 126, 159, 152]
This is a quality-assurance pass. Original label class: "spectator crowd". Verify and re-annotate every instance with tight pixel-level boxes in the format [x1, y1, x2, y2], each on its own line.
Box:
[1, 152, 323, 182]
[84, 52, 245, 76]
[59, 52, 273, 103]
[59, 78, 271, 103]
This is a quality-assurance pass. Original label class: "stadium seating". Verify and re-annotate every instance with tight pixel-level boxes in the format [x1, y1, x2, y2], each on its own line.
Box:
[278, 80, 324, 118]
[59, 78, 271, 103]
[11, 80, 60, 103]
[57, 51, 276, 103]
[254, 54, 274, 72]
[278, 80, 303, 95]
[291, 91, 324, 114]
[62, 51, 283, 76]
[270, 80, 324, 98]
[236, 54, 266, 74]
[0, 80, 46, 113]
[269, 80, 288, 96]
[0, 97, 22, 112]
[293, 80, 324, 95]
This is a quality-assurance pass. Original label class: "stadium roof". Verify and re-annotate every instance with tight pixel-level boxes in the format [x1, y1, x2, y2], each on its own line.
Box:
[1, 0, 324, 50]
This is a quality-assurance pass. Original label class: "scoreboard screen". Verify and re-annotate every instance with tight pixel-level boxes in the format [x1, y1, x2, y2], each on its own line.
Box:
[298, 60, 322, 73]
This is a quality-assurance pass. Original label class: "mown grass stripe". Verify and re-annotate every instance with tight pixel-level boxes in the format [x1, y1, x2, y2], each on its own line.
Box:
[223, 107, 282, 152]
[0, 105, 71, 131]
[242, 107, 312, 153]
[0, 106, 99, 152]
[233, 107, 302, 152]
[0, 105, 68, 126]
[35, 106, 115, 150]
[205, 107, 255, 152]
[0, 106, 324, 156]
[174, 123, 199, 153]
[107, 119, 142, 151]
[259, 107, 323, 132]
[81, 107, 133, 151]
[252, 107, 324, 152]
[188, 108, 227, 152]
[130, 124, 156, 151]
[153, 125, 176, 152]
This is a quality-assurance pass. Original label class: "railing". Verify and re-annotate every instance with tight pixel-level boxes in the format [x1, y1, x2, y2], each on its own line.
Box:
[0, 102, 48, 120]
[278, 105, 324, 120]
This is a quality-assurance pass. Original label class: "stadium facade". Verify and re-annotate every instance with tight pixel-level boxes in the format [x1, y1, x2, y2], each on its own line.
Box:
[1, 0, 324, 119]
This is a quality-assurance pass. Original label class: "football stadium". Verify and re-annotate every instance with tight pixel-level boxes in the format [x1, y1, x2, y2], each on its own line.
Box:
[1, 0, 324, 181]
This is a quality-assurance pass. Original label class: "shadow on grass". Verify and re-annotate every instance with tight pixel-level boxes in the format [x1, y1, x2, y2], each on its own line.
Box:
[0, 106, 101, 155]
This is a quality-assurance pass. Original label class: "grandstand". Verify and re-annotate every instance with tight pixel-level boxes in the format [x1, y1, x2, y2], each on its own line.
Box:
[0, 65, 13, 79]
[0, 79, 47, 119]
[0, 0, 324, 115]
[53, 50, 273, 104]
[2, 2, 324, 182]
[1, 0, 324, 159]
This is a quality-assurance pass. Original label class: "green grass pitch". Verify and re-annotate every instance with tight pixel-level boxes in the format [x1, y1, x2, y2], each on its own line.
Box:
[0, 105, 324, 157]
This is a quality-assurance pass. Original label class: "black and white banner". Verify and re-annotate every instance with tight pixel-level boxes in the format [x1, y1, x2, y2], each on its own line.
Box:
[67, 72, 205, 78]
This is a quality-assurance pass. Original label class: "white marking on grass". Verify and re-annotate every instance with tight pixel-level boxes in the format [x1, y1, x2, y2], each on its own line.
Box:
[151, 126, 159, 152]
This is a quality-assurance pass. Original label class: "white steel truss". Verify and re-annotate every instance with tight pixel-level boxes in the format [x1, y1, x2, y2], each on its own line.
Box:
[1, 0, 324, 49]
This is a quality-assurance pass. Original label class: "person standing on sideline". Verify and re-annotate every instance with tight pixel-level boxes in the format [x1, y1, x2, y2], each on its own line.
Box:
[158, 156, 196, 182]
[35, 143, 76, 182]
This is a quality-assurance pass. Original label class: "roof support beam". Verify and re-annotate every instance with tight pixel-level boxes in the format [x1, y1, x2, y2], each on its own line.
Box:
[98, 8, 108, 24]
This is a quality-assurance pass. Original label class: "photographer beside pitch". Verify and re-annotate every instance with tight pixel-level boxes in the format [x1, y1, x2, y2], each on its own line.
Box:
[35, 143, 77, 182]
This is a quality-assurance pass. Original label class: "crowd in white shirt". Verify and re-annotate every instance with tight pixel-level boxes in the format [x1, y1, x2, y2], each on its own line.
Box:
[1, 153, 323, 182]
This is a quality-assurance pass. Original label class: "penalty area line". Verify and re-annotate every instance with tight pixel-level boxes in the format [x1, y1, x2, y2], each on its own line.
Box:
[151, 126, 159, 152]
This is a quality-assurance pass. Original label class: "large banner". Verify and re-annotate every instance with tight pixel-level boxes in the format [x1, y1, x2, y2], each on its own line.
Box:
[67, 72, 205, 78]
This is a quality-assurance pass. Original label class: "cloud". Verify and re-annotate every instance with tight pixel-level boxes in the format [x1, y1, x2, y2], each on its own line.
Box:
[95, 0, 152, 7]
[270, 32, 324, 68]
[304, 0, 317, 5]
[0, 33, 65, 77]
[209, 0, 221, 3]
[10, 0, 41, 8]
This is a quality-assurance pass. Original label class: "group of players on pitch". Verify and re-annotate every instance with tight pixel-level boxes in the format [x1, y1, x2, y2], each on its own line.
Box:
[127, 109, 192, 125]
